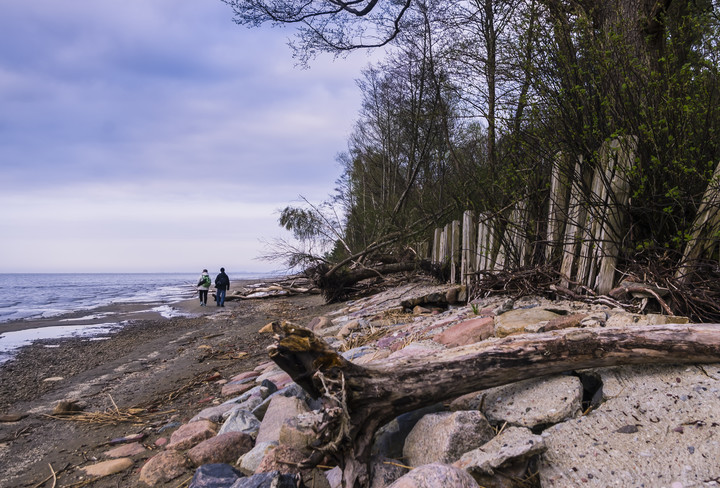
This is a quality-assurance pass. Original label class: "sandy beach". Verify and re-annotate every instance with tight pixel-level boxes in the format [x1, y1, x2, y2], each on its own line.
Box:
[0, 287, 342, 488]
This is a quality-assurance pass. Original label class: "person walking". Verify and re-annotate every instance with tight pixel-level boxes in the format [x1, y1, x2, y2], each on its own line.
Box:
[214, 267, 230, 307]
[197, 269, 211, 306]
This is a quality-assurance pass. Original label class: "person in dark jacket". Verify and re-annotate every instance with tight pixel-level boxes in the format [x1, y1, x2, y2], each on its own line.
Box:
[214, 267, 230, 307]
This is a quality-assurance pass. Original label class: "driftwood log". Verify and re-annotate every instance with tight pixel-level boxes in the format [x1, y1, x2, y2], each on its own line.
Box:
[268, 322, 720, 487]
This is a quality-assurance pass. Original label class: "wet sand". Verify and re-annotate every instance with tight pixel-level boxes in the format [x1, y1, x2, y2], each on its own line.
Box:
[0, 288, 343, 488]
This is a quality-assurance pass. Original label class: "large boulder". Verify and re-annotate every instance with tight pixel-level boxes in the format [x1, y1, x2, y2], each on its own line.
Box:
[538, 363, 720, 487]
[403, 411, 495, 466]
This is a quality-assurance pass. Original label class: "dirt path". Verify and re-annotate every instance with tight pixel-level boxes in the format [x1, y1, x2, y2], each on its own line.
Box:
[0, 293, 341, 488]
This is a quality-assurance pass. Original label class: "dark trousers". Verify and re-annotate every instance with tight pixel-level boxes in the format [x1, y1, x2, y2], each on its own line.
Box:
[198, 289, 208, 304]
[216, 288, 227, 306]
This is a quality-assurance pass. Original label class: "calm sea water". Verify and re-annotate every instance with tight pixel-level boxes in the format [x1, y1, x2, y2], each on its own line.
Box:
[0, 272, 274, 364]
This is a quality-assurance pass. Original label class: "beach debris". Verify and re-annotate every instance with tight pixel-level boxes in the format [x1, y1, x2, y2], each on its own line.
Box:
[53, 400, 84, 415]
[109, 433, 145, 445]
[0, 413, 27, 423]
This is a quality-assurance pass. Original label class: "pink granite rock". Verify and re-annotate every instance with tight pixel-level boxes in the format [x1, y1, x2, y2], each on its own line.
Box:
[543, 313, 588, 332]
[166, 420, 217, 450]
[230, 370, 260, 382]
[187, 431, 254, 466]
[256, 395, 310, 444]
[221, 381, 255, 397]
[433, 317, 494, 347]
[81, 458, 134, 477]
[255, 445, 307, 475]
[139, 450, 187, 485]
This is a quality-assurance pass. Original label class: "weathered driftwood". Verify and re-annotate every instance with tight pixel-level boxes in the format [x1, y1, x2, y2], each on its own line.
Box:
[268, 322, 720, 487]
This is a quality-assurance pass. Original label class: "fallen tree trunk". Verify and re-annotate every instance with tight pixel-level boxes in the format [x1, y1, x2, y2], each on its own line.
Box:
[268, 322, 720, 487]
[309, 261, 421, 302]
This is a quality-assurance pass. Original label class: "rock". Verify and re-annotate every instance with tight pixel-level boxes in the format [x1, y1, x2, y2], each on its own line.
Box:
[222, 381, 256, 397]
[386, 341, 444, 361]
[494, 309, 559, 337]
[278, 411, 324, 453]
[255, 395, 310, 444]
[230, 371, 261, 383]
[80, 458, 133, 477]
[189, 463, 245, 488]
[218, 409, 261, 437]
[538, 363, 720, 487]
[308, 316, 334, 332]
[167, 420, 218, 450]
[579, 311, 608, 328]
[542, 313, 588, 332]
[232, 470, 303, 487]
[372, 404, 445, 459]
[238, 441, 278, 473]
[325, 466, 342, 488]
[187, 431, 254, 466]
[369, 456, 409, 488]
[433, 317, 494, 347]
[338, 319, 363, 338]
[53, 400, 84, 415]
[104, 442, 146, 458]
[387, 463, 480, 487]
[453, 426, 546, 478]
[191, 404, 238, 423]
[481, 376, 583, 428]
[254, 445, 307, 475]
[403, 411, 495, 466]
[139, 450, 188, 485]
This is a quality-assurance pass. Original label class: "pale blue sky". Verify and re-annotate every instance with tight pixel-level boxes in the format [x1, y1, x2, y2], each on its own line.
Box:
[0, 1, 368, 273]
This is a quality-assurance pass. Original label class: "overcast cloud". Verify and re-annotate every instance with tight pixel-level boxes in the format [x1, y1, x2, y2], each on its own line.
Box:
[0, 0, 368, 274]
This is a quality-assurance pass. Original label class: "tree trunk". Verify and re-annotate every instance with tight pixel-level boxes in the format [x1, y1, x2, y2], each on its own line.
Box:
[269, 322, 720, 487]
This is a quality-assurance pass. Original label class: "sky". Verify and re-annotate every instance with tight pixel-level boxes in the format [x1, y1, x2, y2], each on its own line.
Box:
[0, 1, 370, 274]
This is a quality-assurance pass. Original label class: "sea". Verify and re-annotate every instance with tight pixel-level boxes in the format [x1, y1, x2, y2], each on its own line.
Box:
[0, 272, 275, 364]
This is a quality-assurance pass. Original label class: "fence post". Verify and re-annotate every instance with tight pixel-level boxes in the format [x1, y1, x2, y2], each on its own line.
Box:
[462, 211, 476, 288]
[546, 152, 572, 263]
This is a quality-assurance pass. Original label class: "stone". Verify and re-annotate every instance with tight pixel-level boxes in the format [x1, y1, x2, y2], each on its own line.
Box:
[80, 458, 133, 477]
[308, 316, 334, 332]
[222, 381, 256, 397]
[494, 309, 560, 337]
[481, 376, 583, 429]
[372, 404, 445, 459]
[231, 471, 303, 487]
[433, 317, 494, 347]
[255, 445, 307, 475]
[230, 371, 260, 383]
[538, 363, 720, 487]
[387, 463, 480, 488]
[189, 463, 245, 488]
[255, 395, 309, 444]
[104, 442, 146, 458]
[238, 441, 278, 473]
[453, 426, 546, 476]
[370, 456, 409, 488]
[542, 313, 588, 332]
[187, 431, 254, 466]
[167, 420, 217, 450]
[190, 404, 237, 423]
[403, 411, 495, 466]
[139, 450, 188, 485]
[325, 466, 342, 488]
[278, 411, 324, 453]
[338, 319, 362, 338]
[386, 341, 444, 361]
[218, 409, 261, 437]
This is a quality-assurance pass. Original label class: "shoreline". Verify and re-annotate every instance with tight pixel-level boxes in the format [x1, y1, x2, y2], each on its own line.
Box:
[0, 290, 341, 487]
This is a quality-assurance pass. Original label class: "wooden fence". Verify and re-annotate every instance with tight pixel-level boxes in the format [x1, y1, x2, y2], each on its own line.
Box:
[430, 137, 720, 294]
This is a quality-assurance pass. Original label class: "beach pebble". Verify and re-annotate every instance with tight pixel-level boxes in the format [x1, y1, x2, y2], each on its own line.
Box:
[81, 458, 133, 477]
[218, 409, 260, 437]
